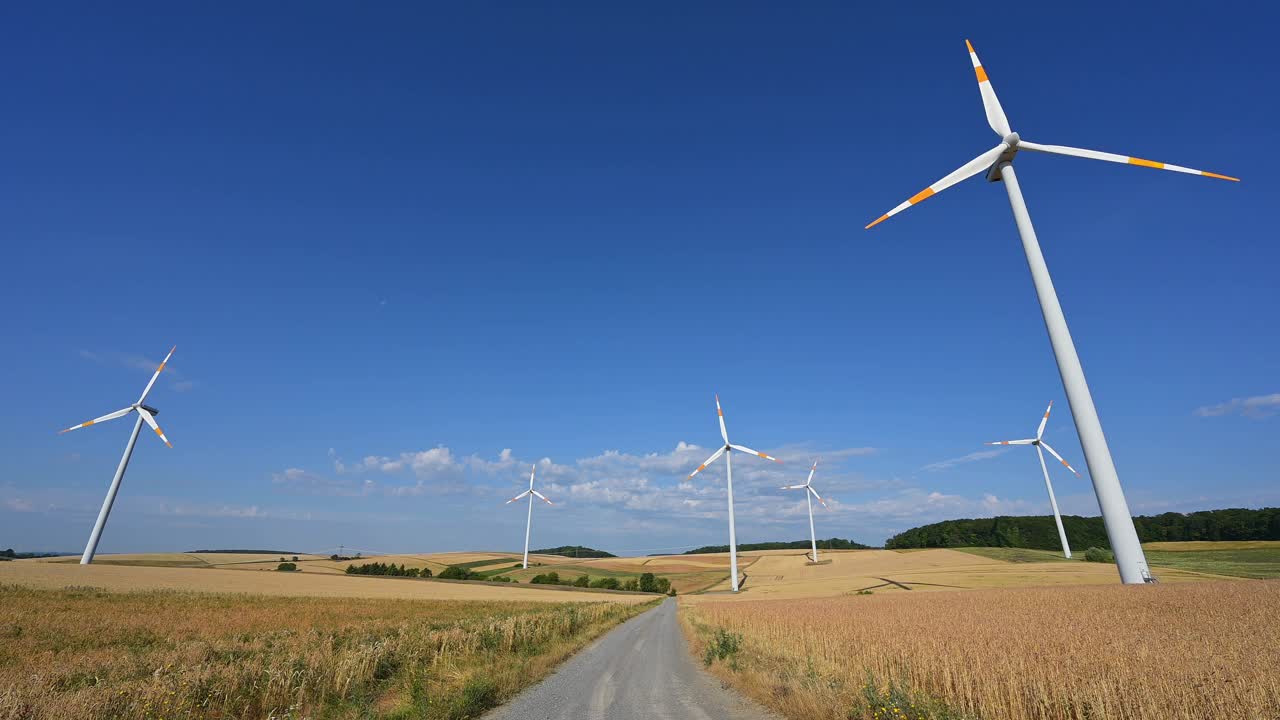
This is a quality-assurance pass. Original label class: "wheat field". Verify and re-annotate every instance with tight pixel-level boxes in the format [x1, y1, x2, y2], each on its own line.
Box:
[0, 561, 652, 603]
[0, 584, 655, 719]
[683, 580, 1280, 720]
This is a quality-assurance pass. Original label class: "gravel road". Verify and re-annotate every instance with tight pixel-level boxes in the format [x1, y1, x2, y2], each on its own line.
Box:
[483, 597, 778, 720]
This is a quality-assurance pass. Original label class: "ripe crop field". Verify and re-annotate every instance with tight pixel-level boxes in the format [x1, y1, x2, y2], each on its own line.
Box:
[688, 548, 1222, 599]
[0, 561, 654, 603]
[0, 584, 656, 719]
[683, 580, 1280, 720]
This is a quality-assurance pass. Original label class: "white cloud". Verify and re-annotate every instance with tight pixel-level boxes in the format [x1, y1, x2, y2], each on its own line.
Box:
[79, 348, 196, 394]
[1195, 393, 1280, 419]
[921, 447, 1010, 472]
[4, 498, 35, 512]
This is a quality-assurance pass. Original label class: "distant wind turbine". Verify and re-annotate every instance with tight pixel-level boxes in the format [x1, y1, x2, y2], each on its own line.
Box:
[688, 394, 782, 593]
[60, 345, 177, 565]
[780, 458, 830, 562]
[865, 40, 1237, 584]
[506, 464, 553, 569]
[987, 402, 1081, 558]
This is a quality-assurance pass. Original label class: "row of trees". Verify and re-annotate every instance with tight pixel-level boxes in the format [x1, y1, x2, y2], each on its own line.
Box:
[528, 571, 674, 594]
[682, 538, 873, 555]
[884, 508, 1280, 550]
[345, 562, 433, 578]
[530, 545, 616, 558]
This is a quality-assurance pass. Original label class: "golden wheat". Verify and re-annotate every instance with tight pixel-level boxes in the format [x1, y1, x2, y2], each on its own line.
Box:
[682, 580, 1280, 720]
[0, 584, 654, 719]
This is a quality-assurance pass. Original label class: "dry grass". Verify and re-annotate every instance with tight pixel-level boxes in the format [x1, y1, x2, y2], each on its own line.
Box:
[682, 580, 1280, 720]
[0, 584, 655, 719]
[0, 561, 654, 604]
[1143, 540, 1280, 552]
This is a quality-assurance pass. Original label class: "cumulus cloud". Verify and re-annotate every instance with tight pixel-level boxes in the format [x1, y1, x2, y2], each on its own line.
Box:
[1195, 393, 1280, 419]
[921, 448, 1009, 472]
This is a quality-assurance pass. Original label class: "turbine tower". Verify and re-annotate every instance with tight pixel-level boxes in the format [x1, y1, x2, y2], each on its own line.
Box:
[506, 464, 552, 569]
[780, 458, 830, 562]
[59, 345, 177, 565]
[688, 394, 782, 592]
[987, 402, 1081, 558]
[865, 41, 1238, 584]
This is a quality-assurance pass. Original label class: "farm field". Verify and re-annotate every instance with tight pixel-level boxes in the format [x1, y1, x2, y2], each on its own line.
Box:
[683, 580, 1280, 720]
[685, 547, 1222, 600]
[0, 584, 656, 720]
[954, 542, 1280, 579]
[0, 560, 653, 603]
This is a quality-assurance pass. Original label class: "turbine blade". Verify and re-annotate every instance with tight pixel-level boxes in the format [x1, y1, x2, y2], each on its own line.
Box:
[59, 406, 134, 434]
[1037, 401, 1053, 440]
[505, 489, 532, 504]
[985, 439, 1036, 446]
[531, 490, 553, 505]
[137, 345, 177, 405]
[806, 459, 818, 487]
[136, 407, 172, 448]
[1039, 442, 1082, 477]
[808, 486, 828, 508]
[729, 443, 781, 463]
[1018, 141, 1238, 181]
[966, 39, 1011, 137]
[688, 446, 727, 479]
[529, 465, 536, 489]
[715, 394, 729, 444]
[865, 143, 1007, 229]
[780, 484, 809, 490]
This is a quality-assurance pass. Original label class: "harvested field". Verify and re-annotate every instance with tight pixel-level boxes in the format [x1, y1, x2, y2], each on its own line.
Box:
[683, 580, 1280, 720]
[0, 561, 653, 603]
[0, 584, 656, 719]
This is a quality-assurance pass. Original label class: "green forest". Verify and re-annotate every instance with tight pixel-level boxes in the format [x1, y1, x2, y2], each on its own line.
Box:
[884, 507, 1280, 550]
[530, 545, 616, 558]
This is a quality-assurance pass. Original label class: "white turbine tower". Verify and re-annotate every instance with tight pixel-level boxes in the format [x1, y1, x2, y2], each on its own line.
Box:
[780, 458, 830, 562]
[987, 402, 1081, 559]
[59, 345, 177, 565]
[506, 464, 552, 569]
[688, 394, 782, 593]
[865, 40, 1238, 584]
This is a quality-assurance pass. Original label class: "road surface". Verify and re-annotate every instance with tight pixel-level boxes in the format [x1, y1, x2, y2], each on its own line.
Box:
[483, 597, 777, 720]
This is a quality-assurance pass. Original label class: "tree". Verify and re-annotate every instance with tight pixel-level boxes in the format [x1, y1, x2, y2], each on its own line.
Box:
[439, 566, 476, 581]
[622, 578, 639, 592]
[590, 577, 620, 590]
[276, 562, 297, 572]
[639, 573, 657, 593]
[573, 574, 590, 587]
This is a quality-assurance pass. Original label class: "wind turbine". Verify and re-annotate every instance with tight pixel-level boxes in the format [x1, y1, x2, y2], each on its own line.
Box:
[987, 402, 1081, 558]
[780, 458, 830, 562]
[865, 41, 1238, 584]
[505, 464, 552, 569]
[59, 345, 176, 565]
[688, 394, 782, 592]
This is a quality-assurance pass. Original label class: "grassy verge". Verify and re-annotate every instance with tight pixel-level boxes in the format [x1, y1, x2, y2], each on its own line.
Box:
[0, 584, 657, 719]
[950, 547, 1076, 563]
[679, 581, 1280, 720]
[1142, 547, 1280, 579]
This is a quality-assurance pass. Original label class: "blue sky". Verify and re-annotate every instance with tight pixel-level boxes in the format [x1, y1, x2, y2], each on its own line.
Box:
[3, 2, 1276, 554]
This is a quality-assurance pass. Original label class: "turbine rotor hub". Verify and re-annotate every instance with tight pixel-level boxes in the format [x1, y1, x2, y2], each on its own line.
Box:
[1003, 131, 1020, 147]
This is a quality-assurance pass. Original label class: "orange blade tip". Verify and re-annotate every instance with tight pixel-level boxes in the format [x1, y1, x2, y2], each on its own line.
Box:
[865, 214, 889, 230]
[1203, 171, 1240, 182]
[965, 39, 974, 53]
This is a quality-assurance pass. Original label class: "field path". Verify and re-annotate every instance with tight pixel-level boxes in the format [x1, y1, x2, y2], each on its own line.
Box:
[483, 597, 777, 720]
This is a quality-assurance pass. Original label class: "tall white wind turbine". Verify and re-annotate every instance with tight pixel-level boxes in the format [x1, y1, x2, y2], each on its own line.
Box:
[59, 345, 177, 565]
[506, 464, 552, 569]
[780, 458, 830, 562]
[987, 402, 1081, 558]
[688, 394, 782, 592]
[865, 41, 1238, 583]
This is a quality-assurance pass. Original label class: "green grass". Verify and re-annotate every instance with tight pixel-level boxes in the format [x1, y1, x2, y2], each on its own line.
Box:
[450, 557, 522, 569]
[1144, 547, 1280, 579]
[952, 547, 1078, 563]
